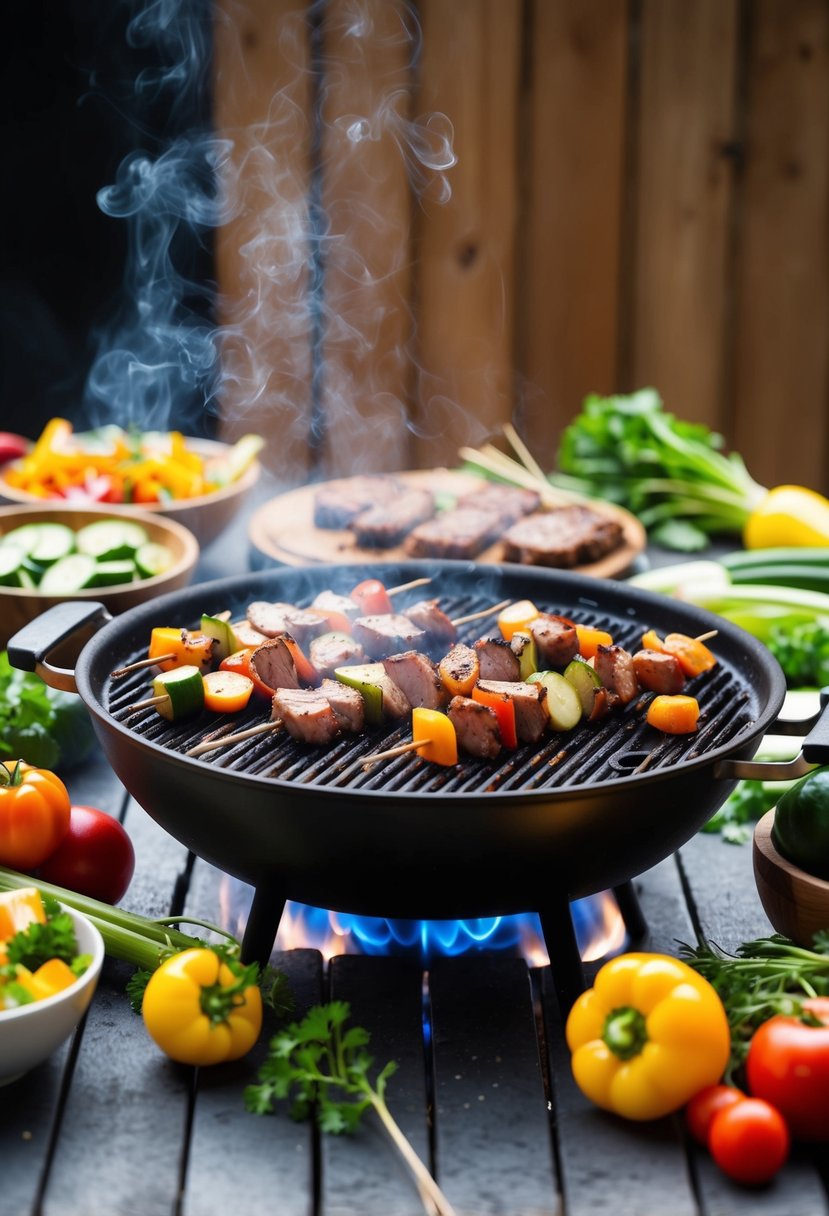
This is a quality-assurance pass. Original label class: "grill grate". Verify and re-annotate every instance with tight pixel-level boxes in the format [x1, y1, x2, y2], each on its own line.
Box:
[106, 586, 757, 796]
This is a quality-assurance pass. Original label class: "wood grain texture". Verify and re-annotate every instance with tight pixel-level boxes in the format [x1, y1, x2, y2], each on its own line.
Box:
[731, 0, 829, 493]
[411, 0, 522, 468]
[630, 0, 740, 432]
[519, 0, 629, 469]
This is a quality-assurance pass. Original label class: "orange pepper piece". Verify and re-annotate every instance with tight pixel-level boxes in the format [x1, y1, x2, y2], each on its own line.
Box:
[148, 627, 214, 672]
[575, 624, 614, 660]
[0, 887, 46, 950]
[412, 708, 458, 766]
[202, 670, 254, 714]
[646, 694, 700, 734]
[30, 957, 79, 998]
[663, 633, 717, 677]
[498, 600, 540, 642]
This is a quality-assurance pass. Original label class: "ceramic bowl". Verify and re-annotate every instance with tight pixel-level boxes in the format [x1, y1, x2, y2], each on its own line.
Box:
[753, 809, 829, 946]
[0, 437, 260, 548]
[0, 503, 200, 650]
[0, 904, 104, 1085]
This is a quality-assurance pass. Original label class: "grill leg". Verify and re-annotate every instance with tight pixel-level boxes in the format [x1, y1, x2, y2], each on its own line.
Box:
[612, 881, 648, 944]
[537, 897, 586, 1017]
[241, 883, 286, 965]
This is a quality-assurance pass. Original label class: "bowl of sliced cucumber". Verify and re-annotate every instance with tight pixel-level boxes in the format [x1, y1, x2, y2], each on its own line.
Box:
[0, 504, 199, 648]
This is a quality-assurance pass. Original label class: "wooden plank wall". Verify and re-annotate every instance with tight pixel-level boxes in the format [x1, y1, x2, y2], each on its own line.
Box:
[215, 0, 829, 495]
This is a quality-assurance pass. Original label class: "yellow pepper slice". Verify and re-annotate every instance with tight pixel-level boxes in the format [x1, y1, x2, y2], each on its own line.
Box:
[565, 952, 730, 1121]
[498, 600, 540, 641]
[744, 485, 829, 549]
[412, 708, 458, 766]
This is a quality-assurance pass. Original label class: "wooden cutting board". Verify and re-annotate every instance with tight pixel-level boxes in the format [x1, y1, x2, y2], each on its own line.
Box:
[248, 468, 647, 577]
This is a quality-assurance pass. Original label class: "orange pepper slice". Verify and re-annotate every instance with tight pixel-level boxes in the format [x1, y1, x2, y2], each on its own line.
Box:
[575, 624, 614, 660]
[663, 633, 717, 677]
[0, 887, 46, 944]
[148, 627, 214, 672]
[203, 670, 254, 714]
[412, 708, 458, 766]
[646, 694, 700, 734]
[498, 600, 540, 641]
[30, 957, 79, 998]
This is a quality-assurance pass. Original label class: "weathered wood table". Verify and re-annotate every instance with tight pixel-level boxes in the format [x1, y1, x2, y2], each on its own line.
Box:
[4, 491, 828, 1216]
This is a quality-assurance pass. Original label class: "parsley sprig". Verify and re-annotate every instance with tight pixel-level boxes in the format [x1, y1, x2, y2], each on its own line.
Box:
[6, 893, 90, 975]
[245, 1000, 457, 1216]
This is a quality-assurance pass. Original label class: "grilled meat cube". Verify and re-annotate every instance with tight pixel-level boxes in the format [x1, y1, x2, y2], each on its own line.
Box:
[475, 679, 549, 743]
[351, 488, 436, 548]
[351, 613, 426, 658]
[310, 631, 365, 678]
[231, 620, 268, 649]
[404, 507, 503, 560]
[632, 648, 686, 695]
[447, 695, 502, 759]
[474, 637, 521, 682]
[271, 687, 341, 745]
[311, 590, 359, 619]
[313, 474, 401, 528]
[280, 607, 331, 647]
[594, 644, 640, 704]
[250, 637, 300, 691]
[404, 598, 457, 649]
[320, 679, 366, 733]
[529, 614, 579, 669]
[246, 601, 294, 638]
[382, 651, 447, 710]
[501, 505, 624, 568]
[438, 642, 480, 697]
[457, 483, 541, 525]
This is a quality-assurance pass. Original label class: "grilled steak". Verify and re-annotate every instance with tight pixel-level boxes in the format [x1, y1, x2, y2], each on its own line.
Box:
[594, 644, 640, 704]
[632, 649, 686, 695]
[309, 631, 365, 678]
[404, 507, 503, 560]
[438, 642, 480, 696]
[312, 590, 360, 620]
[457, 483, 541, 524]
[447, 695, 502, 759]
[474, 637, 521, 682]
[280, 607, 332, 647]
[230, 620, 268, 649]
[246, 601, 294, 637]
[403, 598, 458, 649]
[529, 614, 579, 669]
[271, 687, 341, 745]
[383, 651, 447, 710]
[352, 614, 426, 658]
[501, 505, 624, 567]
[313, 474, 401, 528]
[351, 488, 436, 548]
[250, 637, 300, 691]
[475, 679, 549, 743]
[320, 679, 366, 733]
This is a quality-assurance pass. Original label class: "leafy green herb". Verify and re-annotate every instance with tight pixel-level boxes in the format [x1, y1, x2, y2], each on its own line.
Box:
[702, 780, 782, 844]
[553, 389, 766, 550]
[766, 619, 829, 688]
[681, 932, 829, 1079]
[6, 901, 79, 971]
[0, 650, 96, 771]
[246, 1001, 456, 1216]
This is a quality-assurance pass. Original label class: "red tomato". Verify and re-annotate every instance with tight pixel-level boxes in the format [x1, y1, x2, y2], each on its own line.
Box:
[37, 806, 135, 904]
[708, 1098, 790, 1185]
[351, 579, 393, 615]
[685, 1084, 745, 1146]
[746, 998, 829, 1142]
[0, 432, 29, 464]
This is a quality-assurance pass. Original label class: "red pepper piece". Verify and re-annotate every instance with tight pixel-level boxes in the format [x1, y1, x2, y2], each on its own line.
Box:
[471, 685, 517, 748]
[351, 578, 394, 615]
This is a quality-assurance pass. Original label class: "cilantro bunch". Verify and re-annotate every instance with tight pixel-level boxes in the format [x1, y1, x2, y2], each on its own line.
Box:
[0, 651, 96, 770]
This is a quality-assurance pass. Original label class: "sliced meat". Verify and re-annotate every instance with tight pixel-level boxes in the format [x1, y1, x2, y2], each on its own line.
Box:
[438, 642, 480, 697]
[250, 637, 300, 691]
[280, 607, 332, 647]
[529, 614, 579, 669]
[382, 651, 447, 710]
[594, 644, 640, 704]
[404, 598, 457, 649]
[501, 505, 624, 568]
[246, 601, 294, 638]
[320, 679, 365, 733]
[313, 474, 401, 528]
[475, 680, 549, 743]
[474, 637, 521, 682]
[231, 620, 268, 649]
[632, 648, 686, 695]
[311, 590, 359, 620]
[457, 483, 541, 525]
[271, 687, 341, 745]
[310, 631, 365, 678]
[351, 613, 426, 658]
[404, 507, 503, 560]
[351, 488, 436, 548]
[447, 695, 502, 759]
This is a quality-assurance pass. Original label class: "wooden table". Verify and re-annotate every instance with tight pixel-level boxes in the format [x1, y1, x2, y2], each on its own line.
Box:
[4, 488, 828, 1216]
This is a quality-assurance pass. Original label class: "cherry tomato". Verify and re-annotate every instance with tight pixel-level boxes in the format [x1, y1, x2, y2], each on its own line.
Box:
[746, 997, 829, 1142]
[37, 806, 135, 904]
[685, 1084, 745, 1146]
[351, 578, 393, 615]
[708, 1097, 789, 1185]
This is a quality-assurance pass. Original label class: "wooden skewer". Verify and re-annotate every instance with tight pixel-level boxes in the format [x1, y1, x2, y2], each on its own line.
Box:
[451, 598, 511, 628]
[387, 576, 432, 596]
[127, 694, 169, 712]
[186, 720, 282, 758]
[694, 630, 718, 644]
[502, 421, 548, 485]
[112, 653, 176, 678]
[362, 738, 430, 768]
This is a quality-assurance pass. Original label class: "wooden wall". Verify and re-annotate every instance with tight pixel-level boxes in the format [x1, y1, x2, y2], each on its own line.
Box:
[215, 0, 829, 495]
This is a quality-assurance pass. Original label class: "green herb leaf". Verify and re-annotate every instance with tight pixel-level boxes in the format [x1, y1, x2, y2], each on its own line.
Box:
[7, 910, 78, 970]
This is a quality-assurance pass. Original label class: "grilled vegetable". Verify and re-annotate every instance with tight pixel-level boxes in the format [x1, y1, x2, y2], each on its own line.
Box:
[350, 578, 394, 615]
[529, 670, 582, 730]
[645, 694, 700, 735]
[219, 649, 275, 699]
[148, 627, 213, 673]
[471, 684, 518, 747]
[509, 631, 538, 681]
[574, 624, 613, 660]
[334, 663, 407, 725]
[562, 658, 602, 718]
[150, 666, 205, 721]
[200, 614, 241, 663]
[411, 708, 458, 766]
[0, 761, 71, 870]
[642, 630, 716, 678]
[202, 671, 254, 715]
[497, 599, 539, 641]
[565, 952, 731, 1120]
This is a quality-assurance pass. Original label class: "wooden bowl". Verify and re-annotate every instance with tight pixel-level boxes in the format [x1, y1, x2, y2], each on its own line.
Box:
[0, 503, 199, 651]
[0, 437, 259, 548]
[753, 810, 829, 946]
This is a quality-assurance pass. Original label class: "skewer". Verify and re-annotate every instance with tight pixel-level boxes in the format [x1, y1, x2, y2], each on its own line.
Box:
[362, 739, 430, 768]
[127, 694, 169, 712]
[502, 421, 549, 486]
[186, 720, 282, 757]
[694, 630, 718, 643]
[451, 598, 511, 627]
[112, 653, 176, 678]
[387, 576, 432, 596]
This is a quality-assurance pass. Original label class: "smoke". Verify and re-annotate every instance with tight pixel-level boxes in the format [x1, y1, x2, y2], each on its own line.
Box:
[84, 0, 457, 472]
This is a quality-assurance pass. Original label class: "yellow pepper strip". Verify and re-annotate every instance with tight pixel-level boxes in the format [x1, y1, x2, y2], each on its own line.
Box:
[565, 952, 731, 1121]
[744, 485, 829, 549]
[498, 599, 540, 641]
[412, 708, 458, 766]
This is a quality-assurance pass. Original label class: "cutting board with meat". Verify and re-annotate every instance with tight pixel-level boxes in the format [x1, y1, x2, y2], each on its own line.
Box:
[248, 469, 646, 577]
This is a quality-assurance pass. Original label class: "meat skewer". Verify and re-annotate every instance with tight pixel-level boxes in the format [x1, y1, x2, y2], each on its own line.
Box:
[186, 720, 282, 758]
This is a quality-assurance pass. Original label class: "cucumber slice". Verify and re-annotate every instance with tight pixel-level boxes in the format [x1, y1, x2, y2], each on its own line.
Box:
[563, 657, 603, 717]
[0, 524, 44, 556]
[88, 560, 137, 587]
[0, 546, 28, 586]
[38, 553, 98, 595]
[151, 665, 205, 721]
[529, 670, 582, 731]
[75, 519, 150, 561]
[29, 523, 76, 566]
[135, 542, 174, 579]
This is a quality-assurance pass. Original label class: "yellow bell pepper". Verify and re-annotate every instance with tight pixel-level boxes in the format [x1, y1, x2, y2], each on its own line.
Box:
[744, 485, 829, 549]
[565, 952, 730, 1121]
[412, 708, 458, 766]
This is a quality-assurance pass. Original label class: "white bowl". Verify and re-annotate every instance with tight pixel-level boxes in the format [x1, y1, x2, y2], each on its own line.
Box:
[0, 904, 104, 1085]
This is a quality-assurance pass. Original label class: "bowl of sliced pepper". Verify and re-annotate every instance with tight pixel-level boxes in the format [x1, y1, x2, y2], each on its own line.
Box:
[0, 420, 263, 548]
[0, 886, 104, 1085]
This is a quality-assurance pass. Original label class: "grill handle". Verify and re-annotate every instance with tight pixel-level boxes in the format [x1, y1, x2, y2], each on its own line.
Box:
[7, 601, 112, 693]
[714, 688, 829, 782]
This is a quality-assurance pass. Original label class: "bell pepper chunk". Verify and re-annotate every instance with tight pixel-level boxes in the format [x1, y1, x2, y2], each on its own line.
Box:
[220, 649, 274, 699]
[497, 599, 540, 641]
[149, 627, 214, 673]
[645, 694, 700, 734]
[0, 886, 47, 942]
[411, 708, 458, 766]
[574, 624, 614, 660]
[471, 685, 517, 748]
[351, 578, 394, 616]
